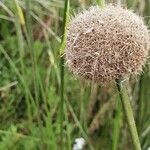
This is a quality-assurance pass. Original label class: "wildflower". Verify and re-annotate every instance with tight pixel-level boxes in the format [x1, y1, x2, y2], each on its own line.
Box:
[66, 5, 149, 83]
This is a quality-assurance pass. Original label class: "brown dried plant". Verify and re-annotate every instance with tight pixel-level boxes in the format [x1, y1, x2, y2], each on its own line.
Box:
[66, 5, 149, 83]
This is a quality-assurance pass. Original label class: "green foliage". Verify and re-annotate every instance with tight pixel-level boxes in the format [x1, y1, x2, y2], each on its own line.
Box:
[0, 0, 149, 150]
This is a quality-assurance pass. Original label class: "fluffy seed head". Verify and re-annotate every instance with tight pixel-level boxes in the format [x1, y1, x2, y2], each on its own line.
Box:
[65, 5, 149, 83]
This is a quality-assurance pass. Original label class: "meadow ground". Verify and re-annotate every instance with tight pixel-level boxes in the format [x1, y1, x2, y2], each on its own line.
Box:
[0, 0, 149, 150]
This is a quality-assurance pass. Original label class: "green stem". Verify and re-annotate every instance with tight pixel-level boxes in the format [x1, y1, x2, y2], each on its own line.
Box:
[96, 0, 105, 8]
[137, 75, 144, 136]
[116, 79, 141, 150]
[112, 94, 122, 150]
[60, 56, 64, 149]
[60, 0, 70, 149]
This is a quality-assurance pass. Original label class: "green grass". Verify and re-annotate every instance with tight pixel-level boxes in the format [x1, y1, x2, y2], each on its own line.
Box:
[0, 0, 149, 150]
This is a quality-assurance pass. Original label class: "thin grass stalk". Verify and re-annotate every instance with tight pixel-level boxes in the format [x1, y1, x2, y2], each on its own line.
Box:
[24, 0, 42, 128]
[25, 0, 46, 148]
[79, 87, 84, 125]
[137, 75, 145, 136]
[60, 57, 64, 149]
[60, 0, 70, 149]
[66, 99, 94, 150]
[137, 69, 150, 148]
[96, 0, 105, 8]
[64, 102, 72, 150]
[25, 0, 39, 105]
[126, 0, 138, 9]
[0, 45, 35, 124]
[44, 30, 60, 87]
[13, 0, 32, 121]
[112, 95, 122, 150]
[24, 0, 37, 98]
[116, 79, 141, 150]
[13, 0, 25, 74]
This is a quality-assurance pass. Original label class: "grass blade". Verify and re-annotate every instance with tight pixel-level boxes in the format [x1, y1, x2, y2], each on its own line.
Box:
[60, 0, 70, 149]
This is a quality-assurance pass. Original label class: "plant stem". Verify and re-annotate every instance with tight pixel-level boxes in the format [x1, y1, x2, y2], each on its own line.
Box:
[137, 75, 144, 136]
[96, 0, 105, 8]
[112, 94, 122, 150]
[60, 56, 64, 149]
[116, 79, 141, 150]
[60, 0, 70, 149]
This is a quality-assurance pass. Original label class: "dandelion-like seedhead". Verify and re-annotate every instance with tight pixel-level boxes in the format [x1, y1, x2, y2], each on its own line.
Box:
[65, 5, 149, 83]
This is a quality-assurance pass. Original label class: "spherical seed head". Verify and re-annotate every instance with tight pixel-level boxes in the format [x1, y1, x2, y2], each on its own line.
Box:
[65, 5, 149, 83]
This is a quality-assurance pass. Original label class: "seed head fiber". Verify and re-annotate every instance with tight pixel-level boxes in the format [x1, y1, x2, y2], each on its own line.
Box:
[66, 5, 149, 83]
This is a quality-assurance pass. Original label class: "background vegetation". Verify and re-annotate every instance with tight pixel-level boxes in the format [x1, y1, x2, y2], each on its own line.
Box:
[0, 0, 149, 149]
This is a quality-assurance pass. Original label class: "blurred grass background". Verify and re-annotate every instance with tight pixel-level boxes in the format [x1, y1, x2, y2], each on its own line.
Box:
[0, 0, 149, 149]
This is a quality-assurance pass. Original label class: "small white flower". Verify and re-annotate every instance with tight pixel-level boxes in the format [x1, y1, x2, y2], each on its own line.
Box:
[73, 137, 86, 150]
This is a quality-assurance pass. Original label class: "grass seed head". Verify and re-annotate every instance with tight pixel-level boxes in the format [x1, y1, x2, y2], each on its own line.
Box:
[65, 5, 149, 83]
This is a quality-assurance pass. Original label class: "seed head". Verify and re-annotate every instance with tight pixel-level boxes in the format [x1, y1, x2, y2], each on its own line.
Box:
[65, 5, 149, 83]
